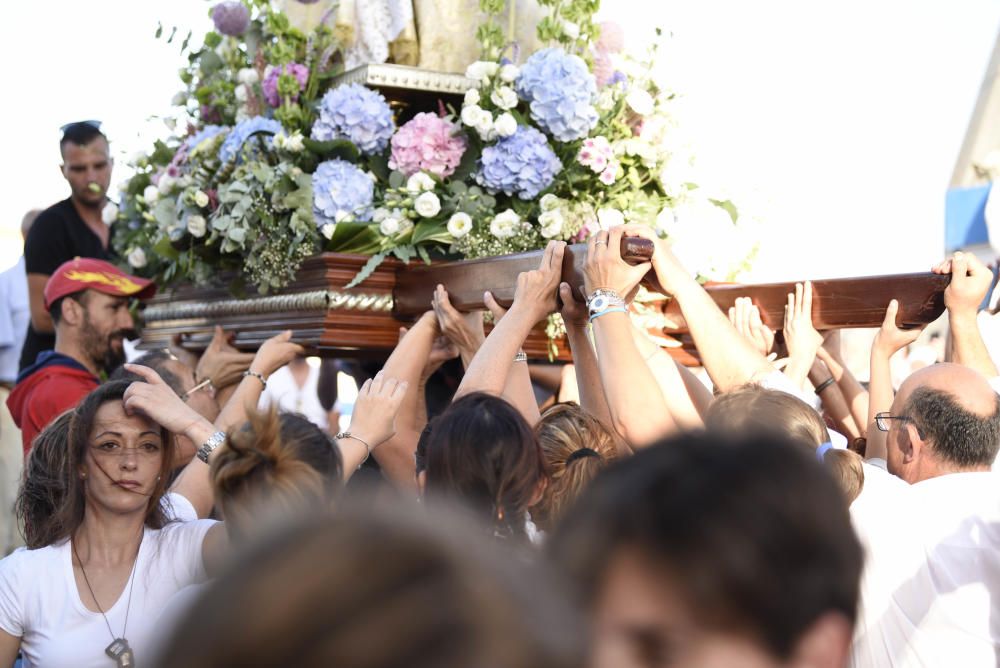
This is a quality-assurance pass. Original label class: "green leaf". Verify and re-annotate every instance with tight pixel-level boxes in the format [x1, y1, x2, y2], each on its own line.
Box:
[155, 22, 163, 39]
[345, 252, 387, 289]
[166, 26, 178, 44]
[710, 199, 740, 224]
[449, 143, 481, 182]
[367, 153, 390, 182]
[388, 171, 405, 189]
[199, 50, 224, 75]
[180, 30, 193, 52]
[417, 245, 432, 264]
[326, 222, 381, 254]
[391, 245, 415, 264]
[411, 221, 452, 245]
[302, 137, 360, 163]
[152, 236, 181, 261]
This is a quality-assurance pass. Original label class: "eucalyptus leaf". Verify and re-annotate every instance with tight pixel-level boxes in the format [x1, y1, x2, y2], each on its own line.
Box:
[199, 50, 224, 75]
[450, 143, 481, 182]
[302, 138, 360, 163]
[710, 199, 740, 224]
[345, 252, 387, 289]
[388, 171, 405, 189]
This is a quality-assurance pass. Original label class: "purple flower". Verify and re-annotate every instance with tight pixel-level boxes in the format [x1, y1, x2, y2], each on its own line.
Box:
[516, 48, 598, 142]
[311, 83, 395, 156]
[211, 1, 250, 37]
[476, 126, 562, 200]
[262, 63, 310, 107]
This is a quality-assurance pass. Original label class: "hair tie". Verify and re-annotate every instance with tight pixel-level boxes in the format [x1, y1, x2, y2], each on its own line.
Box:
[566, 448, 601, 465]
[816, 442, 834, 462]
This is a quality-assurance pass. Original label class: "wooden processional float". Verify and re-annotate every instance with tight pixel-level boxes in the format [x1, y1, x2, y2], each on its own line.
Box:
[139, 237, 950, 365]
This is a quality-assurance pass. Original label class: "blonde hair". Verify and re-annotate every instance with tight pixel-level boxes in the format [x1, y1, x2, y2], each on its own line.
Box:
[706, 386, 865, 503]
[211, 407, 343, 541]
[533, 403, 620, 532]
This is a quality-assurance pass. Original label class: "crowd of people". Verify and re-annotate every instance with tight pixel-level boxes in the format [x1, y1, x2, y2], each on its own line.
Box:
[0, 124, 998, 668]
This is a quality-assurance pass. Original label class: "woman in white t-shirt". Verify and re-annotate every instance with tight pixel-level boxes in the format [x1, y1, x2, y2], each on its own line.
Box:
[0, 380, 220, 668]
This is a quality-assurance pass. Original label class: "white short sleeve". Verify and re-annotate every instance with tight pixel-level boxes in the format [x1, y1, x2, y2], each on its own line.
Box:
[0, 547, 26, 637]
[161, 492, 199, 522]
[153, 520, 218, 586]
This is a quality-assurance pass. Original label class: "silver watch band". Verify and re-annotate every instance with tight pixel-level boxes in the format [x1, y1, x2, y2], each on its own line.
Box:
[196, 431, 227, 464]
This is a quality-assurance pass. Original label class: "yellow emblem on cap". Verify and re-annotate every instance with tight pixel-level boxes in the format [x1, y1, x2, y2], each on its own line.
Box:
[64, 270, 143, 293]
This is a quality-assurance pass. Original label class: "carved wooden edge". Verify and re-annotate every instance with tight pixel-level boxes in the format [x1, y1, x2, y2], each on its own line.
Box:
[331, 64, 476, 95]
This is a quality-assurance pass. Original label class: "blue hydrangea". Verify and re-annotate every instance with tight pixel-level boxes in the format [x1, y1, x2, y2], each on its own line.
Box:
[218, 116, 283, 164]
[515, 48, 598, 142]
[476, 126, 562, 200]
[311, 83, 395, 156]
[184, 125, 228, 153]
[312, 159, 375, 227]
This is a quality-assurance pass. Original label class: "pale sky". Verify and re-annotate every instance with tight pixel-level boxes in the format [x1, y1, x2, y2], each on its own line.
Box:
[1, 0, 998, 282]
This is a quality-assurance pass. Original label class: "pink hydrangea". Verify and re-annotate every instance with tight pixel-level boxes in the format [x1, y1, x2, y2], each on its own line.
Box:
[597, 22, 625, 54]
[388, 112, 467, 178]
[592, 51, 615, 87]
[578, 136, 615, 174]
[262, 63, 310, 108]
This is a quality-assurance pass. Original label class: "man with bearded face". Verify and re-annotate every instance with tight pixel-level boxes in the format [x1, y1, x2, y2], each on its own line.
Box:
[7, 258, 155, 454]
[19, 122, 116, 372]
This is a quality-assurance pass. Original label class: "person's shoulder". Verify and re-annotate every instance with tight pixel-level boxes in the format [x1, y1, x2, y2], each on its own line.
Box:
[0, 542, 63, 577]
[28, 200, 74, 232]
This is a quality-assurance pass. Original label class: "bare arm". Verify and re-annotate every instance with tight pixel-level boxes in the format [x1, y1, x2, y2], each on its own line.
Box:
[808, 358, 860, 440]
[27, 273, 53, 333]
[935, 252, 999, 378]
[816, 331, 869, 437]
[783, 282, 824, 389]
[630, 327, 710, 429]
[338, 374, 408, 480]
[560, 282, 615, 428]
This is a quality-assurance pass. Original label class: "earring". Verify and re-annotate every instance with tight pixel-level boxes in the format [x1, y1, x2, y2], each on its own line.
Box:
[156, 475, 162, 482]
[80, 473, 87, 480]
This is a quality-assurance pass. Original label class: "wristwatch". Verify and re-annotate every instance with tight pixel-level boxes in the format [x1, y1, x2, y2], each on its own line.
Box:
[196, 431, 227, 464]
[586, 288, 626, 317]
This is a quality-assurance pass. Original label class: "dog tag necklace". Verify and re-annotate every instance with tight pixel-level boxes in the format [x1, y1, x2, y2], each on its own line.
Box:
[73, 533, 143, 667]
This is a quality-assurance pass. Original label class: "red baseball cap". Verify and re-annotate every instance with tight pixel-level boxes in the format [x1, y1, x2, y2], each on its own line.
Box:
[44, 257, 157, 309]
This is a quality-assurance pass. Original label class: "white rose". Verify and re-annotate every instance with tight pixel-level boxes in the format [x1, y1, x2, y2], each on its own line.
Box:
[491, 86, 518, 110]
[464, 88, 481, 106]
[321, 223, 335, 240]
[414, 192, 442, 218]
[157, 175, 176, 195]
[447, 212, 473, 238]
[130, 150, 148, 165]
[187, 214, 207, 238]
[474, 110, 496, 141]
[626, 88, 655, 116]
[562, 20, 581, 39]
[538, 209, 565, 239]
[489, 209, 520, 239]
[406, 172, 436, 194]
[380, 217, 401, 236]
[238, 67, 259, 85]
[193, 190, 210, 208]
[483, 62, 500, 77]
[465, 61, 497, 80]
[499, 64, 520, 82]
[171, 91, 187, 106]
[373, 207, 390, 222]
[461, 104, 484, 127]
[101, 202, 119, 226]
[127, 247, 147, 268]
[493, 112, 517, 138]
[596, 207, 625, 230]
[143, 185, 160, 203]
[235, 84, 249, 102]
[655, 207, 676, 236]
[540, 194, 561, 212]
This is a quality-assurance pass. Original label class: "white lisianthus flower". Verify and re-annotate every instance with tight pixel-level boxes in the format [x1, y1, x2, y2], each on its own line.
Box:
[406, 172, 436, 194]
[143, 185, 160, 204]
[273, 132, 287, 149]
[493, 112, 517, 138]
[490, 209, 520, 239]
[187, 214, 207, 238]
[157, 175, 176, 195]
[277, 131, 304, 152]
[171, 92, 187, 106]
[626, 88, 655, 116]
[372, 207, 390, 222]
[101, 202, 119, 226]
[235, 84, 249, 103]
[193, 190, 210, 208]
[474, 110, 496, 141]
[127, 247, 147, 268]
[499, 64, 520, 82]
[414, 192, 442, 218]
[237, 67, 259, 85]
[464, 88, 481, 106]
[655, 207, 676, 236]
[562, 20, 581, 39]
[596, 207, 625, 230]
[540, 194, 562, 212]
[491, 86, 518, 110]
[130, 150, 148, 165]
[447, 212, 473, 238]
[461, 104, 484, 127]
[321, 223, 335, 240]
[380, 216, 402, 236]
[465, 61, 498, 80]
[538, 209, 565, 239]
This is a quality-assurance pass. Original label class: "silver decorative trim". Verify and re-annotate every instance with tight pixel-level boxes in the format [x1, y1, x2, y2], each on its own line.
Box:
[143, 289, 394, 322]
[332, 64, 475, 95]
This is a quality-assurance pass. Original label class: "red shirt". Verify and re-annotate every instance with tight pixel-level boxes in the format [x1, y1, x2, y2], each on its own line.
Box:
[7, 352, 98, 455]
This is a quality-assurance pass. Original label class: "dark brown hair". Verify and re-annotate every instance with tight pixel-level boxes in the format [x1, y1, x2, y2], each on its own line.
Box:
[153, 502, 584, 668]
[16, 411, 74, 548]
[550, 432, 863, 660]
[533, 402, 619, 532]
[423, 393, 545, 539]
[50, 380, 175, 546]
[707, 386, 865, 503]
[211, 407, 343, 542]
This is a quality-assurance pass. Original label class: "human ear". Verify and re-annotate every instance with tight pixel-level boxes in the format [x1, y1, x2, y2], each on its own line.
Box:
[902, 422, 924, 464]
[62, 298, 84, 327]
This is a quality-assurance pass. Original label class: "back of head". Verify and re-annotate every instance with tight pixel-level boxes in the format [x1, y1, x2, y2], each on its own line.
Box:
[16, 411, 74, 548]
[423, 393, 545, 539]
[533, 402, 619, 532]
[212, 407, 343, 542]
[707, 385, 865, 503]
[905, 385, 1000, 468]
[153, 502, 584, 668]
[550, 432, 862, 660]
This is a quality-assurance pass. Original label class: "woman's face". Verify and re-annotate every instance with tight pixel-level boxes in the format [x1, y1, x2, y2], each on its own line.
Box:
[81, 400, 164, 515]
[590, 547, 782, 668]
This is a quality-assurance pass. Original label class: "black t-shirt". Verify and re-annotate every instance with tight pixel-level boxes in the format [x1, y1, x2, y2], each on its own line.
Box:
[19, 198, 112, 371]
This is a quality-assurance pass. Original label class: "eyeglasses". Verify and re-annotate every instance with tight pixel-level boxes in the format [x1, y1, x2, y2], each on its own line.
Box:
[874, 412, 912, 432]
[60, 120, 102, 133]
[182, 377, 215, 402]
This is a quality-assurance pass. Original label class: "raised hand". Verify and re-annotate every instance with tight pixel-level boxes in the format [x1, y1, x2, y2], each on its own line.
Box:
[620, 225, 693, 297]
[728, 297, 774, 357]
[347, 372, 409, 450]
[122, 364, 212, 437]
[512, 240, 566, 322]
[583, 226, 652, 299]
[933, 251, 994, 316]
[559, 282, 589, 329]
[872, 299, 926, 356]
[195, 325, 257, 389]
[251, 330, 305, 378]
[432, 285, 486, 355]
[783, 281, 823, 361]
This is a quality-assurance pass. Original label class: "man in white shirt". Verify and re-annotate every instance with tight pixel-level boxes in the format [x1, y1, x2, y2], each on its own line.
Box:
[851, 362, 1000, 667]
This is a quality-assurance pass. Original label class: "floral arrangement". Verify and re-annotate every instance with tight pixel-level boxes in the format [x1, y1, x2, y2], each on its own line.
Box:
[111, 0, 755, 295]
